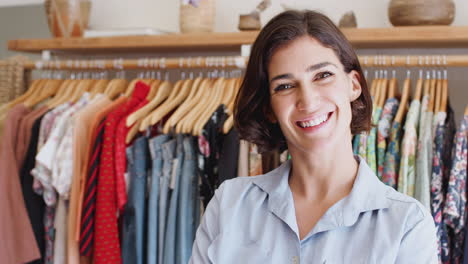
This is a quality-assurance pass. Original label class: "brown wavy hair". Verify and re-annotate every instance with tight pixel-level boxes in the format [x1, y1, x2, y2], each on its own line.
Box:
[234, 10, 372, 153]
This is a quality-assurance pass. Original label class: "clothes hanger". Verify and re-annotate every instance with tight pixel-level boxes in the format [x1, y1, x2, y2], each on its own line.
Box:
[48, 79, 80, 108]
[147, 78, 193, 128]
[69, 79, 95, 103]
[413, 70, 423, 102]
[105, 79, 129, 100]
[127, 80, 171, 128]
[378, 72, 388, 108]
[7, 79, 47, 108]
[89, 79, 110, 99]
[464, 104, 468, 116]
[46, 79, 71, 107]
[428, 71, 436, 113]
[146, 79, 161, 100]
[181, 78, 219, 134]
[192, 77, 227, 136]
[434, 71, 442, 113]
[222, 78, 242, 134]
[373, 73, 382, 109]
[125, 80, 173, 144]
[394, 76, 411, 124]
[440, 70, 448, 113]
[138, 79, 186, 132]
[176, 78, 214, 134]
[162, 77, 204, 134]
[24, 79, 63, 108]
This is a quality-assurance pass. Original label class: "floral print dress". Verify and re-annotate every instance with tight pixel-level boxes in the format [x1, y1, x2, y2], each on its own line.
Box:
[398, 99, 420, 196]
[415, 95, 433, 210]
[430, 106, 456, 264]
[377, 98, 399, 179]
[382, 120, 402, 189]
[367, 106, 383, 174]
[443, 115, 467, 264]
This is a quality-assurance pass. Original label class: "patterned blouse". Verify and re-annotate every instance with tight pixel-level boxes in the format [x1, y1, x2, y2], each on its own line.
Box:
[377, 98, 399, 179]
[382, 121, 402, 189]
[443, 115, 467, 263]
[367, 106, 383, 174]
[398, 99, 420, 197]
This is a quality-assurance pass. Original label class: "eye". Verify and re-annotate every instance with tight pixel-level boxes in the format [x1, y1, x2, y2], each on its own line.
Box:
[315, 71, 334, 81]
[273, 83, 294, 92]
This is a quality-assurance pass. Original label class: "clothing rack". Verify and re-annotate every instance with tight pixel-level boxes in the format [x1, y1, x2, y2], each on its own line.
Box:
[22, 55, 468, 70]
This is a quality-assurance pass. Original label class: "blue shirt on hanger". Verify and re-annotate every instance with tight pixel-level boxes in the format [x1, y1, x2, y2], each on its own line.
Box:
[190, 157, 438, 264]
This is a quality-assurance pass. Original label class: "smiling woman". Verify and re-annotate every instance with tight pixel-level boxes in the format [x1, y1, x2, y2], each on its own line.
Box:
[189, 10, 438, 264]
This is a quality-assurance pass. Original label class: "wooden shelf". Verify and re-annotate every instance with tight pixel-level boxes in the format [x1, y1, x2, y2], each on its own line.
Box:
[8, 26, 468, 53]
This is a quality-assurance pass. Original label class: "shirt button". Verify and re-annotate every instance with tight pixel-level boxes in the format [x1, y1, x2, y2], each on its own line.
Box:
[292, 256, 299, 264]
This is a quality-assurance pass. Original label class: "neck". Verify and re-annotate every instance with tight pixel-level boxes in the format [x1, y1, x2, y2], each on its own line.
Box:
[288, 137, 359, 201]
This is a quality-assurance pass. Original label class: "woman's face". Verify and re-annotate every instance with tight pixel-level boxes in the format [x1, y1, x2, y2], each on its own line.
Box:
[267, 35, 362, 154]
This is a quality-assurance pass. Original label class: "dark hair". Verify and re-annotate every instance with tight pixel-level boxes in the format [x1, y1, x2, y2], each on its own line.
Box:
[234, 9, 372, 153]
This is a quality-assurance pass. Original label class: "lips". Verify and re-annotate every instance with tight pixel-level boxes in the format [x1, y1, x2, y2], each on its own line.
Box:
[296, 112, 333, 128]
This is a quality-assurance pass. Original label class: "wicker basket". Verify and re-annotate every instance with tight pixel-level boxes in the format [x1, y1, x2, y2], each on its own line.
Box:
[180, 0, 215, 33]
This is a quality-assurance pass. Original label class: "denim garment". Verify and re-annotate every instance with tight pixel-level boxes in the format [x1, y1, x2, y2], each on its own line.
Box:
[121, 146, 136, 264]
[176, 136, 198, 264]
[159, 139, 176, 264]
[164, 134, 185, 264]
[147, 134, 170, 264]
[121, 136, 149, 264]
[190, 157, 438, 264]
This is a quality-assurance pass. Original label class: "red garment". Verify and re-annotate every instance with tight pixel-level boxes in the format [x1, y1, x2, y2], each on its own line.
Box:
[114, 82, 150, 212]
[94, 82, 149, 264]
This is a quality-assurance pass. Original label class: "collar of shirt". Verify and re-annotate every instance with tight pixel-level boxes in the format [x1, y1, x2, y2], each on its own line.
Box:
[251, 156, 391, 241]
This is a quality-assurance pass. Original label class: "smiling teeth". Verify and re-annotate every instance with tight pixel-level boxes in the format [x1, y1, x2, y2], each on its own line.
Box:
[299, 114, 328, 128]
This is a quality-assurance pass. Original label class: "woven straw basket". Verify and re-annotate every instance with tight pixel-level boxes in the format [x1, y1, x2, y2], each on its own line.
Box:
[180, 0, 215, 33]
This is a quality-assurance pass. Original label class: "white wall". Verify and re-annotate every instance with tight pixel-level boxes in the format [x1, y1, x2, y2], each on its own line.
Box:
[86, 0, 468, 32]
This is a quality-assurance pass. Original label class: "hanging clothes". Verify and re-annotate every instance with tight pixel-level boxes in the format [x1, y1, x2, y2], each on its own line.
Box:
[382, 120, 403, 189]
[448, 116, 468, 264]
[415, 94, 433, 210]
[377, 98, 399, 179]
[398, 99, 421, 196]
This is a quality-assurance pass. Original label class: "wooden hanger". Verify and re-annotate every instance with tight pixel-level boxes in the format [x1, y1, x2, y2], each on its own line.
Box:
[105, 79, 129, 100]
[162, 77, 203, 134]
[388, 78, 397, 99]
[47, 79, 79, 108]
[180, 78, 218, 134]
[46, 79, 71, 107]
[125, 81, 173, 144]
[69, 79, 95, 103]
[440, 78, 448, 113]
[146, 79, 161, 100]
[222, 78, 242, 134]
[464, 104, 468, 116]
[370, 76, 378, 98]
[124, 79, 151, 97]
[378, 78, 388, 108]
[428, 77, 436, 113]
[176, 78, 214, 134]
[24, 79, 63, 107]
[394, 77, 411, 123]
[89, 79, 110, 98]
[127, 80, 170, 127]
[434, 77, 442, 113]
[193, 78, 227, 136]
[413, 77, 423, 102]
[147, 79, 193, 128]
[6, 79, 46, 108]
[373, 78, 382, 108]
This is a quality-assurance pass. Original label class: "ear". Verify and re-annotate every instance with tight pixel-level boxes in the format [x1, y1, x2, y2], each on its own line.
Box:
[348, 70, 362, 102]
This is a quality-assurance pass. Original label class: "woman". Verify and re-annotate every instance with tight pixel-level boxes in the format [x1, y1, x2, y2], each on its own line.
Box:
[190, 10, 438, 263]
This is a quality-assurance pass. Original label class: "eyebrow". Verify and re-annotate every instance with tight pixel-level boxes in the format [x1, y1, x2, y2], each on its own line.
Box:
[269, 62, 338, 83]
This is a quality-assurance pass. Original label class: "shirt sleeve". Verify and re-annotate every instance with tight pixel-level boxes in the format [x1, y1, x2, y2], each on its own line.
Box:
[395, 209, 438, 264]
[189, 183, 224, 264]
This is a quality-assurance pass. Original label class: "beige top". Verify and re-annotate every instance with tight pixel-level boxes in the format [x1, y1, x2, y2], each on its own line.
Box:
[0, 104, 41, 264]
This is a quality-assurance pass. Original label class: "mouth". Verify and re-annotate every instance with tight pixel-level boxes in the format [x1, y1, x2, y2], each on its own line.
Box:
[296, 112, 333, 130]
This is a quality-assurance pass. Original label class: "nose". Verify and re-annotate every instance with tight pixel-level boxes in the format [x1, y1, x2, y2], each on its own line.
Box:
[296, 83, 321, 113]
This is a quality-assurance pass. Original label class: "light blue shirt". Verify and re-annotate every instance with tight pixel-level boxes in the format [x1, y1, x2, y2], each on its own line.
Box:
[190, 157, 438, 263]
